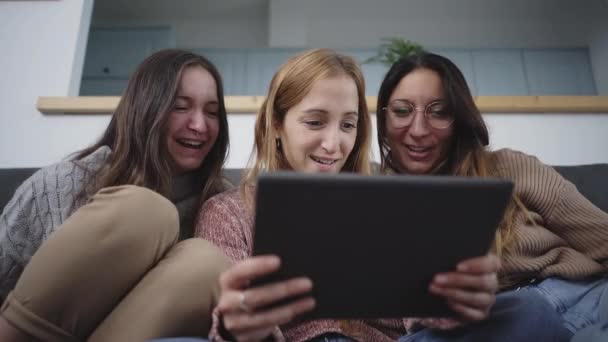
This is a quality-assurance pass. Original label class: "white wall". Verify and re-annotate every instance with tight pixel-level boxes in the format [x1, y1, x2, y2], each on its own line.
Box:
[0, 0, 112, 168]
[226, 113, 608, 169]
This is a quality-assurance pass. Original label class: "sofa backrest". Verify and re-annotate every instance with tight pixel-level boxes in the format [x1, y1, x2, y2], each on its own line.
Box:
[553, 164, 608, 213]
[1, 165, 607, 214]
[0, 168, 37, 212]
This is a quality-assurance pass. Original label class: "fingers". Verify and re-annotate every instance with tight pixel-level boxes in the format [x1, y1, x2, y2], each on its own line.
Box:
[218, 277, 313, 313]
[432, 271, 498, 292]
[429, 254, 500, 323]
[223, 296, 316, 334]
[447, 300, 491, 322]
[219, 255, 281, 290]
[430, 283, 496, 309]
[456, 254, 501, 274]
[217, 256, 316, 341]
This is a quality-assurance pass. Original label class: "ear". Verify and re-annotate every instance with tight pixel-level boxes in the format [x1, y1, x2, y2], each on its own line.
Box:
[272, 115, 283, 140]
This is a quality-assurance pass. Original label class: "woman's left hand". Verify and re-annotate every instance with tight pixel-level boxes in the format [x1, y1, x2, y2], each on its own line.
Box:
[429, 254, 500, 323]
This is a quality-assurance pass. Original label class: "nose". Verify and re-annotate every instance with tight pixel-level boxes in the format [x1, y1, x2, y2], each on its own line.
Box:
[188, 110, 208, 134]
[408, 111, 430, 138]
[321, 127, 339, 154]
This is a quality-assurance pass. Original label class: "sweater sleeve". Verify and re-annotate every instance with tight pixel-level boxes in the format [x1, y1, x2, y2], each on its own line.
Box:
[195, 191, 286, 341]
[0, 169, 55, 300]
[195, 191, 253, 262]
[496, 149, 608, 269]
[545, 171, 608, 268]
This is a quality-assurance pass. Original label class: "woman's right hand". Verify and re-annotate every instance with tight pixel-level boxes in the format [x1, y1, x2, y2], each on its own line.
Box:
[217, 255, 315, 342]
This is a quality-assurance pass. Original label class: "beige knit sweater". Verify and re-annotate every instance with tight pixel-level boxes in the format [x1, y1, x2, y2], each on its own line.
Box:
[492, 149, 607, 288]
[195, 148, 608, 341]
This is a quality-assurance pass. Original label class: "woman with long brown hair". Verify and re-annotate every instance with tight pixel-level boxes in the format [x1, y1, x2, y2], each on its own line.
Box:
[0, 49, 232, 341]
[376, 52, 606, 341]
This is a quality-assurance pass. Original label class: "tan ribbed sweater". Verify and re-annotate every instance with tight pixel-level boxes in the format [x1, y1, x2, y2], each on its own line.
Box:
[492, 149, 608, 288]
[195, 148, 608, 341]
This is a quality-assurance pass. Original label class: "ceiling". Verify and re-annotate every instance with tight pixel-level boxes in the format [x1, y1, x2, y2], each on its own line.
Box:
[93, 0, 268, 21]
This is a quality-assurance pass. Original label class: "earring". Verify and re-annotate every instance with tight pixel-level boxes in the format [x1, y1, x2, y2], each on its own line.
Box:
[275, 138, 282, 150]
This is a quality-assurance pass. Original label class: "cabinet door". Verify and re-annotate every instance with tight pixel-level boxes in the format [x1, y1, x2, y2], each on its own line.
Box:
[80, 79, 128, 96]
[196, 49, 249, 95]
[82, 27, 174, 78]
[472, 49, 528, 95]
[246, 49, 301, 95]
[431, 49, 477, 95]
[524, 49, 597, 95]
[344, 48, 389, 97]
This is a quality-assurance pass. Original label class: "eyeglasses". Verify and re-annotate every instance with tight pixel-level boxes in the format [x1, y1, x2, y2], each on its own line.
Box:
[382, 100, 454, 130]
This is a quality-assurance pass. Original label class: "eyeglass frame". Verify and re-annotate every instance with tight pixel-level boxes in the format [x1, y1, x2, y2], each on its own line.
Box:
[382, 99, 455, 130]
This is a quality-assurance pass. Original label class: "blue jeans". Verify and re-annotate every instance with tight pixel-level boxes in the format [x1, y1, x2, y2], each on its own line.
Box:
[528, 276, 608, 334]
[397, 287, 571, 342]
[571, 285, 608, 342]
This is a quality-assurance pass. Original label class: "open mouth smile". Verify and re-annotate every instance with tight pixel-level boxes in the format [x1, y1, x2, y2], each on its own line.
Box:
[310, 156, 339, 165]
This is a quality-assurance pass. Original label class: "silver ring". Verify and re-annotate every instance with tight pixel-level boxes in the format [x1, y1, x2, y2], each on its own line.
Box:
[239, 291, 253, 313]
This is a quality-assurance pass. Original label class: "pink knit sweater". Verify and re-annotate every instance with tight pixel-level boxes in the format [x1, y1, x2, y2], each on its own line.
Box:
[195, 149, 608, 341]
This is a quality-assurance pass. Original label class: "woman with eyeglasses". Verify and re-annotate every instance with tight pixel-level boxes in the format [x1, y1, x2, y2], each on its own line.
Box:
[376, 52, 608, 341]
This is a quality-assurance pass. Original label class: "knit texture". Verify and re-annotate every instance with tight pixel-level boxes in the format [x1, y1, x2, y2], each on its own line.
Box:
[0, 146, 110, 300]
[0, 146, 215, 301]
[493, 149, 608, 288]
[196, 148, 608, 341]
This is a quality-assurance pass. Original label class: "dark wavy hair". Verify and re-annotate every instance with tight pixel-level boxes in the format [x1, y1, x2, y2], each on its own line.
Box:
[377, 52, 488, 174]
[376, 52, 534, 256]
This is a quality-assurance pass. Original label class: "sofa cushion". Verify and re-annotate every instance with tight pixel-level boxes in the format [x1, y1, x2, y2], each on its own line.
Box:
[1, 165, 606, 214]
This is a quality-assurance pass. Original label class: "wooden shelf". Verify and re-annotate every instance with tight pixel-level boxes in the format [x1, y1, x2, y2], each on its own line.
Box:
[37, 96, 608, 114]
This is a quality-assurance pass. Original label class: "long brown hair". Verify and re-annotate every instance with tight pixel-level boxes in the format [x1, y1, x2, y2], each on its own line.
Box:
[376, 52, 532, 256]
[241, 48, 372, 205]
[75, 49, 229, 202]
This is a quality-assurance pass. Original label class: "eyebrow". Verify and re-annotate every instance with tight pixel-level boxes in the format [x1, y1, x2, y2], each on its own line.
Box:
[175, 95, 219, 105]
[391, 98, 446, 104]
[303, 108, 359, 116]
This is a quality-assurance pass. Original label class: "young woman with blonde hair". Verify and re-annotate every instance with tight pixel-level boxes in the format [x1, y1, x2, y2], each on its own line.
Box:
[195, 49, 502, 342]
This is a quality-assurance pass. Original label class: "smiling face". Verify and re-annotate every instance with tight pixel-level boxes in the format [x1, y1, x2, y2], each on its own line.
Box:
[385, 68, 454, 174]
[277, 75, 359, 173]
[166, 65, 220, 176]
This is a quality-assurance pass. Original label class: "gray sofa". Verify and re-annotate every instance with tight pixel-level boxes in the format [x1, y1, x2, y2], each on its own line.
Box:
[1, 164, 607, 214]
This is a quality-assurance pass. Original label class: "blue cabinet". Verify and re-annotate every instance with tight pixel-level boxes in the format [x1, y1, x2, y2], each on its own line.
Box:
[472, 49, 528, 95]
[524, 49, 596, 95]
[80, 27, 174, 95]
[80, 38, 596, 97]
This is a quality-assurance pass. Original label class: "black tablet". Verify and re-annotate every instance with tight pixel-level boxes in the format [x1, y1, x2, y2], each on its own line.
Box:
[252, 172, 513, 319]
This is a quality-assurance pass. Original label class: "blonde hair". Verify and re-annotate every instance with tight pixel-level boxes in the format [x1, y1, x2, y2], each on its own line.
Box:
[451, 148, 533, 257]
[241, 48, 372, 205]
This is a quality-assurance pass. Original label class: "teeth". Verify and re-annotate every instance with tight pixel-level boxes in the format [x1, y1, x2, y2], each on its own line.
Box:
[311, 156, 337, 165]
[178, 139, 203, 147]
[408, 145, 430, 152]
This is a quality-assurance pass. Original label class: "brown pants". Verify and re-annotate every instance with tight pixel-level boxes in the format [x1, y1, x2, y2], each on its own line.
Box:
[0, 185, 230, 341]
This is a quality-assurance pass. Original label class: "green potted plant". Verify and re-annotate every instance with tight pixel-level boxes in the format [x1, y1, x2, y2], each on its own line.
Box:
[365, 38, 425, 66]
